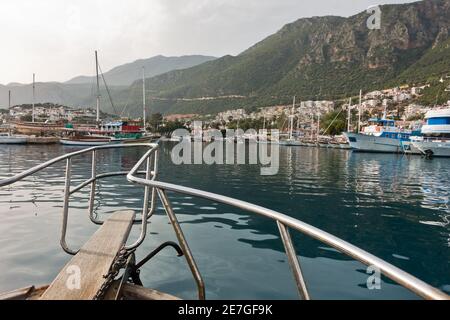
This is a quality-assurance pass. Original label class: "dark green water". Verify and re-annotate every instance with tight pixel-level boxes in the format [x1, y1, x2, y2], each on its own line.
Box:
[0, 143, 449, 299]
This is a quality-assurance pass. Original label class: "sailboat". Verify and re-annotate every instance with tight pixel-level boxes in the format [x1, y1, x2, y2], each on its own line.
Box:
[279, 97, 302, 146]
[60, 51, 112, 146]
[0, 91, 28, 144]
[257, 113, 270, 144]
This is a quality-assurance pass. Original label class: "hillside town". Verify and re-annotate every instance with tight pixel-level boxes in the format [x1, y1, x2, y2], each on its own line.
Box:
[159, 84, 450, 134]
[1, 83, 450, 137]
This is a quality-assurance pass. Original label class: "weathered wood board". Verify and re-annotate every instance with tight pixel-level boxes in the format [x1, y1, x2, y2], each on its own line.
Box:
[40, 210, 135, 300]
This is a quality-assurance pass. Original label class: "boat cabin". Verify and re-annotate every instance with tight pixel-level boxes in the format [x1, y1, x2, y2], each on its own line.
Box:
[421, 108, 450, 138]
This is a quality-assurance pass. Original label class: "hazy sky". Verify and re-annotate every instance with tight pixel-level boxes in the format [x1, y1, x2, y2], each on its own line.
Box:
[0, 0, 418, 84]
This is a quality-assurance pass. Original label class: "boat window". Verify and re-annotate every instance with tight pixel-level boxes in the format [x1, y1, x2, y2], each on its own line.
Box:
[428, 117, 450, 125]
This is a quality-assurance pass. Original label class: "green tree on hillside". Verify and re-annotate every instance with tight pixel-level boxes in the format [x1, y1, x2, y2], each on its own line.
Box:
[321, 111, 347, 135]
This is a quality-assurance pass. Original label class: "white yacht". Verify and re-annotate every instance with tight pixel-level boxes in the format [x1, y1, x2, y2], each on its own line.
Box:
[410, 108, 450, 157]
[0, 132, 28, 144]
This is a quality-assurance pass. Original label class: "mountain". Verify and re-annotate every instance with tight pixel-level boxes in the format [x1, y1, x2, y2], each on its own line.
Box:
[0, 82, 95, 108]
[116, 0, 450, 115]
[66, 55, 217, 86]
[3, 0, 450, 116]
[0, 55, 216, 109]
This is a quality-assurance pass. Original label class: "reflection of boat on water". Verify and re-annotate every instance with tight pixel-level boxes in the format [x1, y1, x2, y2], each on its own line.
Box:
[410, 109, 450, 157]
[344, 118, 415, 153]
[0, 132, 28, 144]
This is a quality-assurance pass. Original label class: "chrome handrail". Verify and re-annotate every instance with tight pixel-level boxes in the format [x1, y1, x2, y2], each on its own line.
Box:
[0, 143, 159, 254]
[127, 168, 450, 301]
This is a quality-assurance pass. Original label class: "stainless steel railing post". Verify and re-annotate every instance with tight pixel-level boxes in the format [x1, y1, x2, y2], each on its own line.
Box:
[88, 150, 102, 225]
[124, 153, 152, 250]
[277, 221, 310, 300]
[146, 149, 158, 220]
[147, 149, 158, 220]
[60, 158, 78, 255]
[157, 188, 206, 300]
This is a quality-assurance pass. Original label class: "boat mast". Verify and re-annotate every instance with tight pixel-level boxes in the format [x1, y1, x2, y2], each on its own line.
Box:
[32, 73, 35, 123]
[290, 96, 295, 140]
[95, 51, 100, 124]
[317, 113, 321, 142]
[142, 67, 146, 132]
[347, 97, 352, 132]
[382, 100, 388, 119]
[8, 90, 11, 109]
[358, 89, 362, 133]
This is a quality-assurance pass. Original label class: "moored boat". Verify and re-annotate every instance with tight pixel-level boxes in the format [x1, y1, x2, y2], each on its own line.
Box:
[344, 118, 415, 153]
[410, 108, 450, 157]
[0, 132, 28, 144]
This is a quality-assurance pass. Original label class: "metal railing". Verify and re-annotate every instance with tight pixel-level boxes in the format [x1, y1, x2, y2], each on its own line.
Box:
[0, 143, 449, 300]
[0, 143, 159, 255]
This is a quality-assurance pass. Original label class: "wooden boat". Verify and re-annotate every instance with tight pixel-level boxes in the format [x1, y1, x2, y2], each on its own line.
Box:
[60, 136, 112, 146]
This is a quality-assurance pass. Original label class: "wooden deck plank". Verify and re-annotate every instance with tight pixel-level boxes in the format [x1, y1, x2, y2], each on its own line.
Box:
[40, 210, 135, 300]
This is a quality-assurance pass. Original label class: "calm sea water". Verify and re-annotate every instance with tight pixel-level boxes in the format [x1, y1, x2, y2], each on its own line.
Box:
[0, 143, 449, 299]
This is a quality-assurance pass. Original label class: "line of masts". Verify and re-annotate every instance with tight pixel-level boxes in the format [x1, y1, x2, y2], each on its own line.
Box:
[284, 90, 364, 139]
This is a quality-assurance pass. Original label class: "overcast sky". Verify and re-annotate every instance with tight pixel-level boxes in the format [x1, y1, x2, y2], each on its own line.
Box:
[0, 0, 418, 84]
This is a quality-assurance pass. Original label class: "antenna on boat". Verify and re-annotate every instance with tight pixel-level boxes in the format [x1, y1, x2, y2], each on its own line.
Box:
[358, 89, 362, 133]
[95, 50, 101, 124]
[32, 73, 35, 123]
[142, 67, 146, 132]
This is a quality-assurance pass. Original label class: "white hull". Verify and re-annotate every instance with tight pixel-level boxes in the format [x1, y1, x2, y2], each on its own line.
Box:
[344, 132, 401, 153]
[0, 137, 27, 144]
[401, 141, 422, 155]
[411, 141, 450, 157]
[60, 139, 112, 146]
[278, 139, 303, 146]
